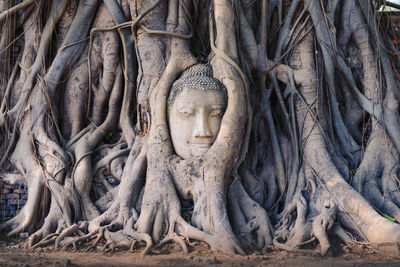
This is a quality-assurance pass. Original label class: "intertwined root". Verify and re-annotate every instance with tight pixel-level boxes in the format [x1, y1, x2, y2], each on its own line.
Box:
[2, 0, 400, 258]
[229, 180, 273, 252]
[273, 190, 336, 256]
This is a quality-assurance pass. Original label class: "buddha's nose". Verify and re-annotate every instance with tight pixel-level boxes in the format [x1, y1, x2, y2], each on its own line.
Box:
[193, 111, 212, 138]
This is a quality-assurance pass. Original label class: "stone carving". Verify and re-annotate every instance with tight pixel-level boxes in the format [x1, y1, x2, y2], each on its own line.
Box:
[167, 64, 227, 159]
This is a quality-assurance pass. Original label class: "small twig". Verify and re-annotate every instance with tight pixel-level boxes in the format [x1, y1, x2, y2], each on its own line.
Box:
[0, 0, 36, 24]
[59, 37, 90, 50]
[139, 25, 192, 39]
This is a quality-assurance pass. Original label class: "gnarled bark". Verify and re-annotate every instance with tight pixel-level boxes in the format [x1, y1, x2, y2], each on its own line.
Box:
[0, 0, 400, 257]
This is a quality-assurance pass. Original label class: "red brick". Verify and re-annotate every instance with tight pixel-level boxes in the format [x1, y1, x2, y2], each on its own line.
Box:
[13, 189, 24, 194]
[1, 189, 10, 194]
[4, 184, 13, 189]
[6, 193, 20, 199]
[7, 199, 26, 205]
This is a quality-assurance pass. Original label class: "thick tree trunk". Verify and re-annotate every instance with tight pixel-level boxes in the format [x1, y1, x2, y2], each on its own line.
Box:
[0, 0, 400, 256]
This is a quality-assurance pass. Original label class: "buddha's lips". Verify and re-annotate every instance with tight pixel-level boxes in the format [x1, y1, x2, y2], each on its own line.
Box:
[190, 141, 213, 148]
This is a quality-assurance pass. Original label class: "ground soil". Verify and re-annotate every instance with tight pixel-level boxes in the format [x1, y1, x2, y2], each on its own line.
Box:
[0, 237, 399, 267]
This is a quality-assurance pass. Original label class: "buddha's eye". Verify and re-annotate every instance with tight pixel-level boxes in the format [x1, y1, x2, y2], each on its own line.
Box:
[178, 107, 194, 117]
[210, 109, 223, 118]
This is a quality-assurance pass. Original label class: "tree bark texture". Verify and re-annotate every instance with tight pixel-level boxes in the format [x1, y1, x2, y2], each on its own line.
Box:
[0, 0, 399, 256]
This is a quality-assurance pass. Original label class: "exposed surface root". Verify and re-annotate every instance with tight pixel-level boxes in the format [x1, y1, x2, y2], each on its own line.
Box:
[2, 0, 400, 258]
[229, 179, 273, 252]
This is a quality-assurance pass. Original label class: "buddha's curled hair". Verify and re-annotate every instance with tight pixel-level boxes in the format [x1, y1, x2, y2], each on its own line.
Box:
[167, 64, 228, 110]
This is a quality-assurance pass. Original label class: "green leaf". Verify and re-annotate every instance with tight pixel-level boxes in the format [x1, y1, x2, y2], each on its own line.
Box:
[105, 132, 113, 141]
[383, 213, 396, 222]
[199, 251, 205, 256]
[183, 215, 191, 225]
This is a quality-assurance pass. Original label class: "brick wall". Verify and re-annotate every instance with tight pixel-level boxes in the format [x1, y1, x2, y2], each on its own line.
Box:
[0, 180, 27, 223]
[0, 171, 118, 224]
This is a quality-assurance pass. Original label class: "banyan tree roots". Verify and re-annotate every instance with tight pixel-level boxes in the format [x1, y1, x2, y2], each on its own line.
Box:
[0, 0, 400, 256]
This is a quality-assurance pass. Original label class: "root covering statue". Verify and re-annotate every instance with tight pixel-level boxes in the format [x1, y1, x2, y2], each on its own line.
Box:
[168, 64, 227, 159]
[0, 0, 399, 256]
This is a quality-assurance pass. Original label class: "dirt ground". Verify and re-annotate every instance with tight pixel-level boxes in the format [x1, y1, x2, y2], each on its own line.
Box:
[0, 238, 399, 267]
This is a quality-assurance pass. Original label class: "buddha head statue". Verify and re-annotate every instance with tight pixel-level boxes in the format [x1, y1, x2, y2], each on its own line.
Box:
[167, 64, 228, 159]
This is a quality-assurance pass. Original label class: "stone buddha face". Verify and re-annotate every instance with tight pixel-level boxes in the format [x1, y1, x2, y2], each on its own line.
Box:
[168, 64, 227, 159]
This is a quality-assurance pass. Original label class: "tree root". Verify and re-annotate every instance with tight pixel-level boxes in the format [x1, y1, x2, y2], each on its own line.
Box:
[275, 188, 337, 256]
[31, 233, 59, 249]
[54, 222, 87, 249]
[155, 232, 188, 253]
[3, 0, 400, 258]
[26, 201, 63, 248]
[228, 179, 273, 252]
[61, 229, 98, 251]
